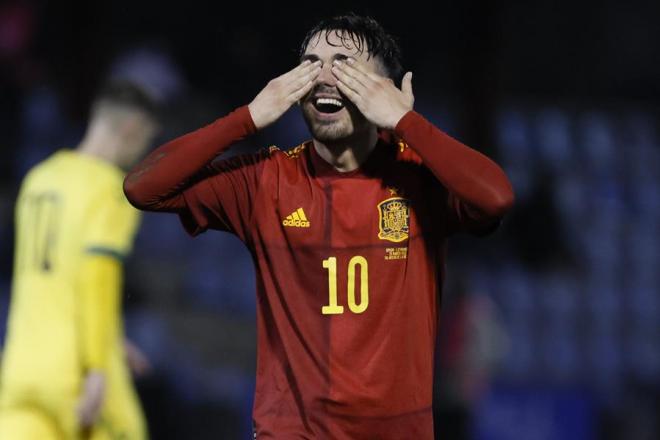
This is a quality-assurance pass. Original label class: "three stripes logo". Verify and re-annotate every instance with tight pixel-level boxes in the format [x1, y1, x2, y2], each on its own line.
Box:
[282, 208, 310, 228]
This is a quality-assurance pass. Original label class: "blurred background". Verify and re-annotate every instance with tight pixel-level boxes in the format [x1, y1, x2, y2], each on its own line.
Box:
[1, 0, 659, 439]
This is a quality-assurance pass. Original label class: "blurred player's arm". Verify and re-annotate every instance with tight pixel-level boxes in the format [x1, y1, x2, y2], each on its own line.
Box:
[123, 61, 320, 212]
[76, 253, 121, 428]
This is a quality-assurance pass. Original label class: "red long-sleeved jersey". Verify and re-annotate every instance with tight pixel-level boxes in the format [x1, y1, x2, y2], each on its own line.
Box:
[124, 105, 514, 439]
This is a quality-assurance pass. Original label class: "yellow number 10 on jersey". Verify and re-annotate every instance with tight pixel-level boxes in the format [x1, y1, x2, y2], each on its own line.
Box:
[322, 256, 369, 315]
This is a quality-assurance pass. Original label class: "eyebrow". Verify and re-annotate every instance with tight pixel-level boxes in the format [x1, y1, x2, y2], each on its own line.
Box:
[300, 53, 350, 63]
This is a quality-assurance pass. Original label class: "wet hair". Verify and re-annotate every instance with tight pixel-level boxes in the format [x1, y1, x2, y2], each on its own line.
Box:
[91, 79, 159, 120]
[299, 12, 404, 83]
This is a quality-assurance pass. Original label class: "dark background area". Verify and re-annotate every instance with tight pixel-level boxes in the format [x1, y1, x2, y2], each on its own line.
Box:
[1, 1, 659, 439]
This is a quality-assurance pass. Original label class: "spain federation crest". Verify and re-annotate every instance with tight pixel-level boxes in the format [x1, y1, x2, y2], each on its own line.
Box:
[377, 197, 410, 243]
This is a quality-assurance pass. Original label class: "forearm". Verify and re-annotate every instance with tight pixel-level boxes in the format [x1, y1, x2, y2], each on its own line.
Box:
[394, 111, 514, 219]
[79, 255, 121, 371]
[123, 105, 257, 211]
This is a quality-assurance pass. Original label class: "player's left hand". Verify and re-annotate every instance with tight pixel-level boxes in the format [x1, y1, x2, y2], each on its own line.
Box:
[77, 371, 106, 429]
[332, 58, 414, 130]
[124, 338, 152, 377]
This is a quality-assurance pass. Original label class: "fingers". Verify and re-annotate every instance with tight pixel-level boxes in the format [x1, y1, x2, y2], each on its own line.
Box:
[338, 58, 385, 85]
[330, 61, 360, 93]
[289, 75, 317, 102]
[289, 59, 313, 75]
[332, 63, 368, 97]
[335, 78, 363, 107]
[331, 59, 370, 90]
[303, 63, 322, 83]
[301, 60, 322, 75]
[401, 71, 413, 98]
[288, 64, 321, 101]
[288, 61, 321, 91]
[285, 59, 321, 80]
[275, 60, 319, 90]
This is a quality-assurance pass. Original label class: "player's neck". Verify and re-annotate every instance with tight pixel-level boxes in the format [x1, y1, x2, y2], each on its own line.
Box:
[76, 121, 122, 166]
[312, 129, 379, 173]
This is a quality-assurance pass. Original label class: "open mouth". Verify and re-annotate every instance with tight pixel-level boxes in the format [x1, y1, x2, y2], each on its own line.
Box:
[312, 97, 345, 114]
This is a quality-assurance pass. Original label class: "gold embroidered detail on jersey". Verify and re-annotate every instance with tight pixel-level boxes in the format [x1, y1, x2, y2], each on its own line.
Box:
[282, 207, 310, 228]
[385, 247, 408, 260]
[397, 140, 408, 152]
[387, 187, 401, 196]
[284, 144, 307, 159]
[377, 197, 410, 242]
[268, 145, 281, 154]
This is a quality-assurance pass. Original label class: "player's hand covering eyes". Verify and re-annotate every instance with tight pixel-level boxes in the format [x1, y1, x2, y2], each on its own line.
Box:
[332, 58, 414, 130]
[248, 60, 322, 129]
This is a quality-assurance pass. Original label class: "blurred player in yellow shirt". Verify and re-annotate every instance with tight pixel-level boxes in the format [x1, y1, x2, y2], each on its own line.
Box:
[0, 80, 159, 439]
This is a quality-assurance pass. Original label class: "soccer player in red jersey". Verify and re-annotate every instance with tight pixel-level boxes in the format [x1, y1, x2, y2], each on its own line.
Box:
[123, 13, 514, 439]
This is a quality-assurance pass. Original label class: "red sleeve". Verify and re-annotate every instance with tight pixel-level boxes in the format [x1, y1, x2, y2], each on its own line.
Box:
[179, 151, 268, 241]
[123, 105, 257, 212]
[394, 111, 514, 234]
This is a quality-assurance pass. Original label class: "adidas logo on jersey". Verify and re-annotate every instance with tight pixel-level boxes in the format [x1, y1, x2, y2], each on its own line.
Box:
[282, 208, 310, 228]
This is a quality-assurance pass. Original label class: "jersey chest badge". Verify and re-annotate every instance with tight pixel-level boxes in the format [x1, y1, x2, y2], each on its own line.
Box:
[377, 197, 410, 243]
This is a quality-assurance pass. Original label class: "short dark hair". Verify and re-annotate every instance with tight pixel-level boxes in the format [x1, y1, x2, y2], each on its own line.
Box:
[299, 13, 404, 83]
[92, 79, 159, 119]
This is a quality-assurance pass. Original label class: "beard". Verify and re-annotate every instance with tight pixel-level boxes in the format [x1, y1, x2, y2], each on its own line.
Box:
[301, 101, 369, 143]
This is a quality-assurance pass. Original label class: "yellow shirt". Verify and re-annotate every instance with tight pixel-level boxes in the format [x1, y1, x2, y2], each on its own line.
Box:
[0, 150, 139, 396]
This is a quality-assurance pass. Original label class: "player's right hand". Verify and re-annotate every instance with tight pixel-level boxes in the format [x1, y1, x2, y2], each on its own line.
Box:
[248, 60, 321, 129]
[76, 371, 107, 429]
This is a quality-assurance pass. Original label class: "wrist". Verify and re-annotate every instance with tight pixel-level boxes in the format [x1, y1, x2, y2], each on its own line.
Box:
[388, 109, 413, 131]
[247, 101, 269, 131]
[247, 102, 260, 130]
[393, 110, 419, 136]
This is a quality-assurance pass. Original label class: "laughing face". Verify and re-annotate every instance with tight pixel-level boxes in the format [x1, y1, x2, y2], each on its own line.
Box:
[300, 30, 385, 143]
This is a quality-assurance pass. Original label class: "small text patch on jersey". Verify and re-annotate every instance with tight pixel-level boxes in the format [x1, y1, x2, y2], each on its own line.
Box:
[385, 247, 408, 260]
[377, 197, 410, 242]
[282, 208, 310, 228]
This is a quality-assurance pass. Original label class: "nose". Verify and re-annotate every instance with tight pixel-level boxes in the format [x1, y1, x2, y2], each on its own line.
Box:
[316, 62, 337, 87]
